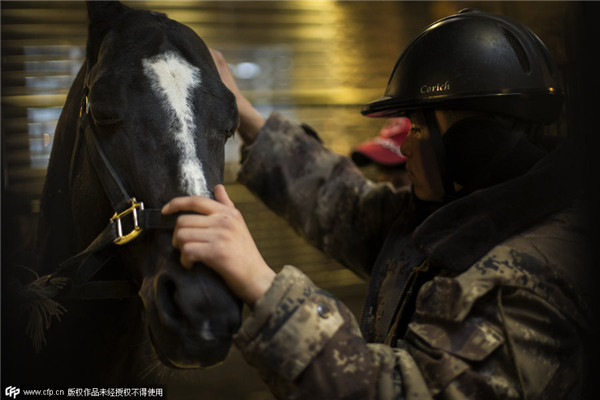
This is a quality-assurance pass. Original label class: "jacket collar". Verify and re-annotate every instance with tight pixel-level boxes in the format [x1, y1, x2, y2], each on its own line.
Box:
[412, 142, 583, 272]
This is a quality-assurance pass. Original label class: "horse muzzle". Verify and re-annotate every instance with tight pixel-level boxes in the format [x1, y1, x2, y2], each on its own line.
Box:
[140, 257, 242, 369]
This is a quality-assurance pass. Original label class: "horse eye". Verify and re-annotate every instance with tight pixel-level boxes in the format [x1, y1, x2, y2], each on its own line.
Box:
[90, 103, 123, 126]
[88, 81, 123, 126]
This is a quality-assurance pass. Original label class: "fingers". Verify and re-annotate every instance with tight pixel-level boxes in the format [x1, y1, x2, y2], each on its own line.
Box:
[161, 196, 203, 215]
[209, 48, 229, 74]
[209, 48, 225, 66]
[162, 195, 220, 215]
[164, 186, 240, 269]
[178, 241, 210, 269]
[214, 184, 234, 207]
[171, 222, 208, 247]
[209, 48, 239, 94]
[171, 216, 221, 269]
[170, 213, 226, 247]
[162, 185, 235, 215]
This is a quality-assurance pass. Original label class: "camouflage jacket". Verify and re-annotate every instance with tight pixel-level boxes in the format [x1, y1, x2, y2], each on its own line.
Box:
[234, 113, 595, 399]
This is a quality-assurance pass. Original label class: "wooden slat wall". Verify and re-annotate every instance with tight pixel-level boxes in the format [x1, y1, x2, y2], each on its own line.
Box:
[1, 2, 575, 399]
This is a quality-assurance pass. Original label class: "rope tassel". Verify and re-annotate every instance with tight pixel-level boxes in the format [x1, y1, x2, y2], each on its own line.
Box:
[17, 275, 69, 352]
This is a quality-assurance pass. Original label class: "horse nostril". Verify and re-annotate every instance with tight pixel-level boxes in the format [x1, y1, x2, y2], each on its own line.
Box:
[151, 266, 242, 346]
[144, 266, 242, 368]
[156, 275, 187, 329]
[155, 272, 222, 341]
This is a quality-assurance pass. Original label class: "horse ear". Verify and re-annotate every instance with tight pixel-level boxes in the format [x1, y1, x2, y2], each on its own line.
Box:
[86, 1, 129, 26]
[85, 1, 131, 72]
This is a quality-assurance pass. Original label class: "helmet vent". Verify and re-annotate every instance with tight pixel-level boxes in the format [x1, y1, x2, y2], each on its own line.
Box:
[532, 34, 557, 76]
[502, 27, 531, 74]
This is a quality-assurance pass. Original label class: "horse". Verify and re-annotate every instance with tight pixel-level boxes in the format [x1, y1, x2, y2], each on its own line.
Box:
[5, 1, 242, 386]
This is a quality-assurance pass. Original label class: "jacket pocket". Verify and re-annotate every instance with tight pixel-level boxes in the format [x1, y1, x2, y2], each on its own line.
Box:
[404, 319, 504, 395]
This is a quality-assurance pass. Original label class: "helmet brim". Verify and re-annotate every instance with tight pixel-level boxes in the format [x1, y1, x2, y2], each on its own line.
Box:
[361, 90, 563, 124]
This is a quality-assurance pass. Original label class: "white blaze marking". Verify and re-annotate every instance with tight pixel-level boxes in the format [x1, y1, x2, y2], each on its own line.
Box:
[142, 52, 209, 197]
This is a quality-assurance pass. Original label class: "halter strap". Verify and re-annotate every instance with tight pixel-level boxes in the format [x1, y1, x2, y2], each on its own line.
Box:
[52, 92, 181, 299]
[52, 208, 180, 300]
[81, 113, 132, 213]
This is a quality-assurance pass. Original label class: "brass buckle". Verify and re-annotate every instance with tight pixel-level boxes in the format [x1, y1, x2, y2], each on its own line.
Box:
[111, 198, 144, 245]
[79, 95, 90, 117]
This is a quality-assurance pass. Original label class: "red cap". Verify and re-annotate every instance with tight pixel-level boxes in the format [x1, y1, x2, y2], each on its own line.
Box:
[351, 117, 410, 166]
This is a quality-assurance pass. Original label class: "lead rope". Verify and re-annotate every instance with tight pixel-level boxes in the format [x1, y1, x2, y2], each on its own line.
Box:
[497, 287, 528, 400]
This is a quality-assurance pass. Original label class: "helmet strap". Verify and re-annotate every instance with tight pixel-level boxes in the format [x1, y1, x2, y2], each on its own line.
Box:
[423, 109, 456, 201]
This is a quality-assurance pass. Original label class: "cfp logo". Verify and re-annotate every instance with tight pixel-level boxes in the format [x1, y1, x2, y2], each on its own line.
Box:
[4, 387, 20, 399]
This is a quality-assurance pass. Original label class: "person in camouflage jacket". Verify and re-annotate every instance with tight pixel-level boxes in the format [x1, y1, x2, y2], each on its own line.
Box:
[163, 10, 596, 400]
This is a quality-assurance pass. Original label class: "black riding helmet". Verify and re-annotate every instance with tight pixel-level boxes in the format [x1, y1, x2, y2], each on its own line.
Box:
[362, 9, 563, 124]
[362, 9, 563, 200]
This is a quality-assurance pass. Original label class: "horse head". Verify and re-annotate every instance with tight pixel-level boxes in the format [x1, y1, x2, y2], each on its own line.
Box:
[63, 1, 241, 370]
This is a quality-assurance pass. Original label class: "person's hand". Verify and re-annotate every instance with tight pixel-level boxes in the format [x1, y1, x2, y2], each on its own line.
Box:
[210, 49, 265, 144]
[162, 184, 275, 306]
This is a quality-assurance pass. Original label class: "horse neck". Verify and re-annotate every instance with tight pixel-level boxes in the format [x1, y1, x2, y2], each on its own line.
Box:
[36, 65, 87, 274]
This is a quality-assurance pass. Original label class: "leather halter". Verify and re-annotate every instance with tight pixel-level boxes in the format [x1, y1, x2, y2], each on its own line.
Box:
[53, 89, 180, 300]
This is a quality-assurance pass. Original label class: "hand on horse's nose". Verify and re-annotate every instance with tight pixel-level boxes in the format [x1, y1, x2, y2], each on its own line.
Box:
[163, 186, 275, 307]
